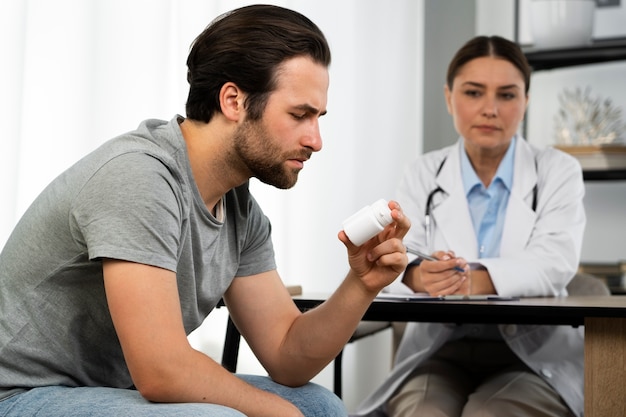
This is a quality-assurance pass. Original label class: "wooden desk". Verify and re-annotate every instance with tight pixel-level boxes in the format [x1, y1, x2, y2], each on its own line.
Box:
[221, 295, 626, 416]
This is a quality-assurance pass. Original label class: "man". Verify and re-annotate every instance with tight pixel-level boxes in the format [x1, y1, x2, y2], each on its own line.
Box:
[0, 5, 410, 417]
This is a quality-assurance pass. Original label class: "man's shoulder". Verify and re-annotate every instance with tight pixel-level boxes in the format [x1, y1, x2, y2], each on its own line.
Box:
[75, 118, 186, 180]
[106, 117, 183, 157]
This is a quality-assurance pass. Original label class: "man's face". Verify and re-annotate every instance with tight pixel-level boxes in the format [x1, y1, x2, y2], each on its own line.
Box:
[233, 56, 329, 189]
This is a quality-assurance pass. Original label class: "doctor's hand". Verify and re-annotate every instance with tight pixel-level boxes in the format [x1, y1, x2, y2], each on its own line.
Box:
[338, 200, 411, 293]
[413, 251, 470, 296]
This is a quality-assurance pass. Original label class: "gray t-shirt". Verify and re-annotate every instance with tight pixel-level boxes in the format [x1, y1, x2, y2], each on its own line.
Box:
[0, 116, 275, 399]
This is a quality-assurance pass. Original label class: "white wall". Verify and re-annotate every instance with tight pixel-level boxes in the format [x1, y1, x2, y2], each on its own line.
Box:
[422, 1, 476, 152]
[476, 0, 515, 40]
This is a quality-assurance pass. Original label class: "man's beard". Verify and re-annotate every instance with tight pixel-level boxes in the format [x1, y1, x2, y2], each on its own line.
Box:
[232, 118, 309, 189]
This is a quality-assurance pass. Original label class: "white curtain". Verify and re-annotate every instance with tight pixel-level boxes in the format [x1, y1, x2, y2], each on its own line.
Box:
[1, 0, 424, 408]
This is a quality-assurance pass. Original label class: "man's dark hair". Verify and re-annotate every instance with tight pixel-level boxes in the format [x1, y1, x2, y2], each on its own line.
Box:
[185, 4, 331, 123]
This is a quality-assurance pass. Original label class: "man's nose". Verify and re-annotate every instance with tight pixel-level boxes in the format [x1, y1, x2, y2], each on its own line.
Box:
[302, 121, 323, 152]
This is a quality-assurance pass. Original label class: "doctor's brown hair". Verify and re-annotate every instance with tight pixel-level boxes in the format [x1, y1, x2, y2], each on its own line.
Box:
[446, 35, 531, 94]
[185, 4, 331, 123]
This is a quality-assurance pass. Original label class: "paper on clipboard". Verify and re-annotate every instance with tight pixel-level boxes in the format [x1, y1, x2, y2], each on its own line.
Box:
[376, 293, 441, 301]
[375, 293, 519, 302]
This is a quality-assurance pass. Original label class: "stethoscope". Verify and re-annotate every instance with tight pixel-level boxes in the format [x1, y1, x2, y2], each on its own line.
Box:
[424, 158, 447, 251]
[424, 155, 538, 251]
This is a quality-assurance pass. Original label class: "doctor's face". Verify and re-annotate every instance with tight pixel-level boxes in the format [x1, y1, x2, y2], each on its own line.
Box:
[445, 56, 528, 156]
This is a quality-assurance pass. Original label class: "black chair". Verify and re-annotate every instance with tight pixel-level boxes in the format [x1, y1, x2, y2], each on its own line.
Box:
[332, 321, 391, 398]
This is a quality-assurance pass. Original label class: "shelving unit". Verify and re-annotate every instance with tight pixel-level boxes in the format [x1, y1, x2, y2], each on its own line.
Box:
[582, 169, 626, 181]
[523, 38, 626, 71]
[524, 37, 626, 292]
[522, 39, 626, 181]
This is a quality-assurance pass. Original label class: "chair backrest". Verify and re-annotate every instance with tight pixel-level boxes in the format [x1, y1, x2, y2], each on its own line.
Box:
[566, 272, 611, 296]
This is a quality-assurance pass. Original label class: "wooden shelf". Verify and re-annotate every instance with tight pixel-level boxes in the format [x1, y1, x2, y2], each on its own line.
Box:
[523, 38, 626, 71]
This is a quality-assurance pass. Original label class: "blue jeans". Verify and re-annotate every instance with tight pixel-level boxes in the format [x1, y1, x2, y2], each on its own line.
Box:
[0, 374, 346, 417]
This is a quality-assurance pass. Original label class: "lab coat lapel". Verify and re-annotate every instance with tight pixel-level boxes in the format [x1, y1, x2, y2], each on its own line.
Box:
[432, 141, 478, 257]
[500, 137, 538, 255]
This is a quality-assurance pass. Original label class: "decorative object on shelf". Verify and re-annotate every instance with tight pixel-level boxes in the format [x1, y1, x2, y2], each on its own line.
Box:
[554, 86, 626, 170]
[554, 86, 624, 146]
[528, 0, 596, 48]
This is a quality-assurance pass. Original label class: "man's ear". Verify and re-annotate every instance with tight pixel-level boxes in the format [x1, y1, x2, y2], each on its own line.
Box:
[219, 82, 245, 121]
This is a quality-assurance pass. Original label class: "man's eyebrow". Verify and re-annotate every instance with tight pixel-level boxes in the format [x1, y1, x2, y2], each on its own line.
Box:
[294, 104, 327, 116]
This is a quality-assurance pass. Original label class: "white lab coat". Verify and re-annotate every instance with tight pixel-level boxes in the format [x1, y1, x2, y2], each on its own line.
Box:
[352, 137, 586, 417]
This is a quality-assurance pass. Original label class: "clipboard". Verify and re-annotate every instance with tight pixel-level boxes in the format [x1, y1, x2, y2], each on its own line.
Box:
[375, 294, 520, 302]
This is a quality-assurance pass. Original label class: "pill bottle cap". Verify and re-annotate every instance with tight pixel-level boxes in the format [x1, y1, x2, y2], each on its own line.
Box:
[371, 199, 392, 227]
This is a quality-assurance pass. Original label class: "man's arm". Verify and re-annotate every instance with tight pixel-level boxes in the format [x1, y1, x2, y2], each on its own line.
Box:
[225, 201, 410, 386]
[102, 259, 303, 417]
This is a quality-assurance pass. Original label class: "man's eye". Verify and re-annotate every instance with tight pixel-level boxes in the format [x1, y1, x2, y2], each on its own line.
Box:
[291, 113, 306, 120]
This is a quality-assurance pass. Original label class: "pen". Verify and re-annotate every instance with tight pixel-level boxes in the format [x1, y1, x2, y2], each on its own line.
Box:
[406, 248, 466, 273]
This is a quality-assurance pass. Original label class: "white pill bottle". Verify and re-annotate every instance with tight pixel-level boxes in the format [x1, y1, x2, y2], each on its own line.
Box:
[342, 199, 393, 246]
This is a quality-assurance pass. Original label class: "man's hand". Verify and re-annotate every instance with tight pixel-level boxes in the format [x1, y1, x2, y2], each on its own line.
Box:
[338, 200, 411, 293]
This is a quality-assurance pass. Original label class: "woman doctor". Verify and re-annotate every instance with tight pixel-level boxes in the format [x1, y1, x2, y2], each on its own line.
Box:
[352, 36, 585, 417]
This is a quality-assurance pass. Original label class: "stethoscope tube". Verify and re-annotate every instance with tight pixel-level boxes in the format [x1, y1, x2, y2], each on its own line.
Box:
[423, 156, 448, 251]
[424, 185, 443, 252]
[423, 154, 538, 251]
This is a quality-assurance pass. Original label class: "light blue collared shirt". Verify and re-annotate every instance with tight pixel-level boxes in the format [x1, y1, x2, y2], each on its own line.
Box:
[460, 137, 516, 259]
